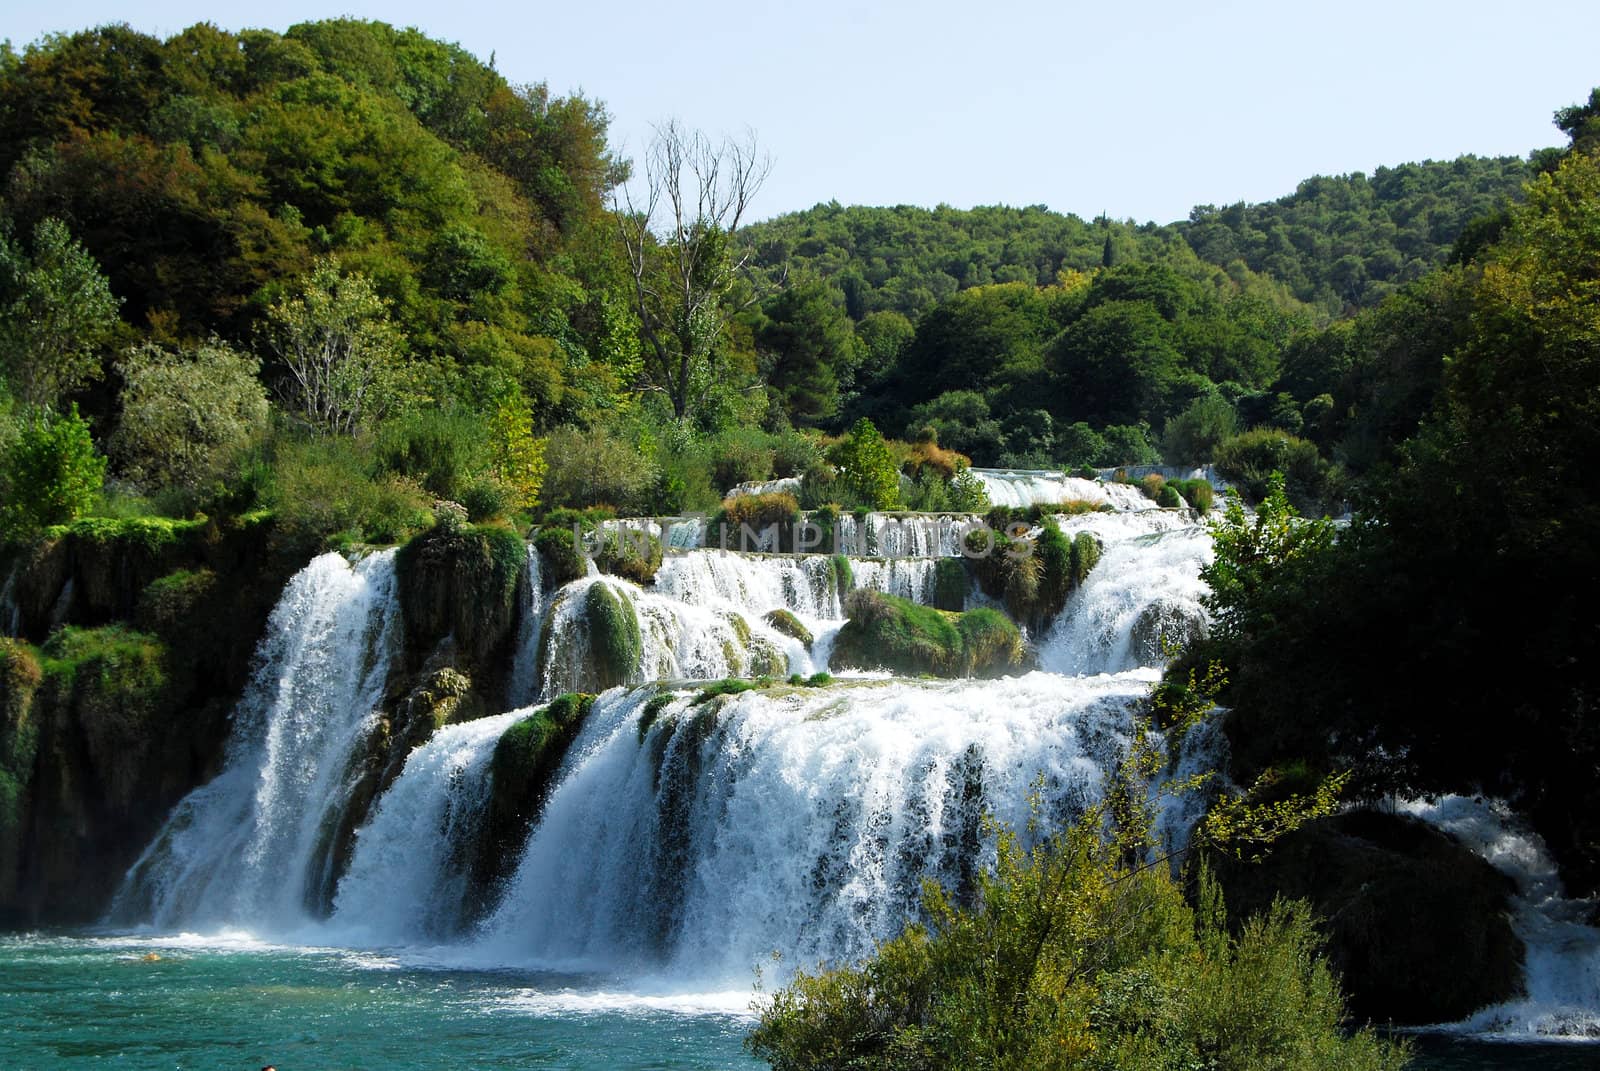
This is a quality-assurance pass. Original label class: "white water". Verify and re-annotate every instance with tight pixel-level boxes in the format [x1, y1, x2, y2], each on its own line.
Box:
[114, 551, 401, 932]
[107, 501, 1600, 1041]
[472, 672, 1153, 984]
[1403, 796, 1600, 1039]
[507, 543, 546, 707]
[974, 469, 1153, 511]
[1041, 526, 1214, 676]
[329, 710, 525, 945]
[725, 476, 802, 499]
[537, 575, 814, 697]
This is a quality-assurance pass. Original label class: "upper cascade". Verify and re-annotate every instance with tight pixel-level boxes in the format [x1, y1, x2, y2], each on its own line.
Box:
[972, 469, 1156, 511]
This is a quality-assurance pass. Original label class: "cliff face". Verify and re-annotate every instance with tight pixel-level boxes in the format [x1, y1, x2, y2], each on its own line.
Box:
[0, 518, 539, 925]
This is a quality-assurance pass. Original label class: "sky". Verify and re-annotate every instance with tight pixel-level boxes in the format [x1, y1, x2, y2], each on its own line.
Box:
[6, 0, 1600, 225]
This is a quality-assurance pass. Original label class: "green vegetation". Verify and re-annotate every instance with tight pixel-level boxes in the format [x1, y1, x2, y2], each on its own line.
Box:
[583, 581, 641, 690]
[831, 590, 1023, 678]
[762, 609, 813, 649]
[0, 406, 107, 537]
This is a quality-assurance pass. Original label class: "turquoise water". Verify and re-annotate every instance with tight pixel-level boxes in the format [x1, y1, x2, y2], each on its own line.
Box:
[3, 934, 1596, 1071]
[0, 934, 758, 1070]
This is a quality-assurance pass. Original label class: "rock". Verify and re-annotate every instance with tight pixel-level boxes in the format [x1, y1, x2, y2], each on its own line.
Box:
[831, 589, 1023, 679]
[584, 581, 641, 690]
[1208, 810, 1524, 1025]
[396, 523, 526, 683]
[763, 609, 814, 650]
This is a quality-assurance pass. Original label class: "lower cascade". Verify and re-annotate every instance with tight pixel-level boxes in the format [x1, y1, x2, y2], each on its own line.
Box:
[103, 505, 1600, 1040]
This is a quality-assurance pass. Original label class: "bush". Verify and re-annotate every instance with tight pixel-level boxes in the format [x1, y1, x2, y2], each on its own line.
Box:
[594, 529, 664, 585]
[112, 339, 269, 495]
[1157, 483, 1183, 508]
[534, 524, 586, 585]
[709, 426, 777, 491]
[265, 436, 432, 546]
[1162, 393, 1238, 465]
[376, 409, 489, 502]
[1213, 429, 1332, 508]
[0, 405, 107, 538]
[541, 425, 658, 514]
[711, 492, 802, 552]
[831, 418, 901, 510]
[1168, 478, 1215, 511]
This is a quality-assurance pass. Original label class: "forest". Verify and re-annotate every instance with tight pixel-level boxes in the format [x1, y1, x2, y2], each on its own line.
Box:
[1, 17, 1599, 1070]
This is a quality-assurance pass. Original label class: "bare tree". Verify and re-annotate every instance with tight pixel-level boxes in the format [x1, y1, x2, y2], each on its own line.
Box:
[614, 121, 772, 422]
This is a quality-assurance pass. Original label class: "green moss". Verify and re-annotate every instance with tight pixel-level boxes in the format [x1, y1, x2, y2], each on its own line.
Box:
[829, 554, 853, 600]
[0, 639, 43, 875]
[534, 525, 585, 585]
[396, 523, 527, 675]
[763, 609, 814, 649]
[584, 581, 641, 690]
[638, 691, 677, 741]
[473, 693, 596, 900]
[595, 530, 664, 585]
[832, 590, 1023, 678]
[1070, 532, 1102, 588]
[48, 515, 206, 553]
[693, 678, 762, 705]
[933, 558, 968, 612]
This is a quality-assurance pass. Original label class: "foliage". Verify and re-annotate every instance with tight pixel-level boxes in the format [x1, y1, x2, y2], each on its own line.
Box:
[832, 418, 900, 510]
[263, 433, 431, 545]
[0, 217, 121, 408]
[487, 397, 547, 511]
[1212, 429, 1333, 509]
[262, 258, 403, 435]
[583, 580, 641, 690]
[112, 339, 269, 494]
[1161, 393, 1236, 465]
[540, 424, 658, 514]
[0, 405, 107, 537]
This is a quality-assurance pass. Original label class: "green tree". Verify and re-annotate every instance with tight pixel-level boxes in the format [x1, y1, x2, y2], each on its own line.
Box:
[757, 278, 858, 426]
[262, 258, 403, 435]
[111, 339, 269, 492]
[0, 218, 121, 407]
[0, 404, 107, 535]
[832, 417, 900, 509]
[1161, 393, 1237, 465]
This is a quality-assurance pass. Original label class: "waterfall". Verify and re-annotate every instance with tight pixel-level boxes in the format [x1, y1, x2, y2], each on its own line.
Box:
[1403, 796, 1600, 1038]
[655, 550, 846, 619]
[536, 575, 814, 697]
[473, 672, 1153, 984]
[725, 476, 802, 499]
[1040, 526, 1213, 675]
[507, 543, 546, 707]
[112, 550, 401, 933]
[328, 710, 524, 945]
[973, 469, 1154, 511]
[833, 514, 973, 557]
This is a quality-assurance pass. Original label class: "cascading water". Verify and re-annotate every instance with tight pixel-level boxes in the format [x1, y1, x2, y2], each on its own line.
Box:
[112, 550, 401, 933]
[1040, 524, 1214, 676]
[1402, 796, 1600, 1039]
[102, 492, 1600, 1048]
[471, 673, 1153, 984]
[329, 710, 526, 945]
[973, 468, 1154, 511]
[507, 543, 547, 707]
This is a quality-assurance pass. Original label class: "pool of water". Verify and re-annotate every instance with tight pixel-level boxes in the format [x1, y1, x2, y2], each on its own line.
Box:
[3, 933, 1594, 1070]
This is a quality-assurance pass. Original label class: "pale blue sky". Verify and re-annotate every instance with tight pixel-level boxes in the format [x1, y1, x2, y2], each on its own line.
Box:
[6, 0, 1599, 224]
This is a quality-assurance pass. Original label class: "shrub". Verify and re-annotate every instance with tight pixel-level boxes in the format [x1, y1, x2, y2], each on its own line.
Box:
[1139, 473, 1167, 500]
[1157, 483, 1183, 508]
[770, 429, 822, 478]
[376, 409, 489, 501]
[595, 529, 664, 585]
[1162, 393, 1238, 465]
[1213, 429, 1332, 507]
[541, 425, 658, 514]
[265, 436, 431, 546]
[534, 525, 586, 585]
[831, 418, 901, 510]
[710, 426, 777, 491]
[460, 475, 518, 523]
[0, 405, 107, 538]
[1168, 478, 1216, 511]
[112, 339, 269, 495]
[711, 492, 802, 552]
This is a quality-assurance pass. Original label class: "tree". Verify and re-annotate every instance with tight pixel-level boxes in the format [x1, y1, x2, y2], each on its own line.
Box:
[261, 258, 403, 435]
[0, 405, 107, 536]
[0, 218, 121, 408]
[111, 339, 269, 492]
[615, 121, 770, 422]
[832, 417, 900, 509]
[756, 278, 857, 426]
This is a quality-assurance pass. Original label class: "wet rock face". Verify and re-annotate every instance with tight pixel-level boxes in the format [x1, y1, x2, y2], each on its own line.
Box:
[396, 524, 525, 683]
[1209, 810, 1525, 1025]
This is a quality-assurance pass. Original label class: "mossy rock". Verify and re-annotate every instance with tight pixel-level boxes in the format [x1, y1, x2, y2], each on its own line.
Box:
[397, 523, 526, 678]
[1070, 531, 1102, 587]
[468, 693, 596, 912]
[595, 530, 664, 586]
[585, 581, 642, 690]
[534, 525, 586, 586]
[1207, 810, 1524, 1025]
[763, 609, 813, 650]
[832, 590, 1023, 678]
[0, 640, 43, 900]
[933, 558, 968, 612]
